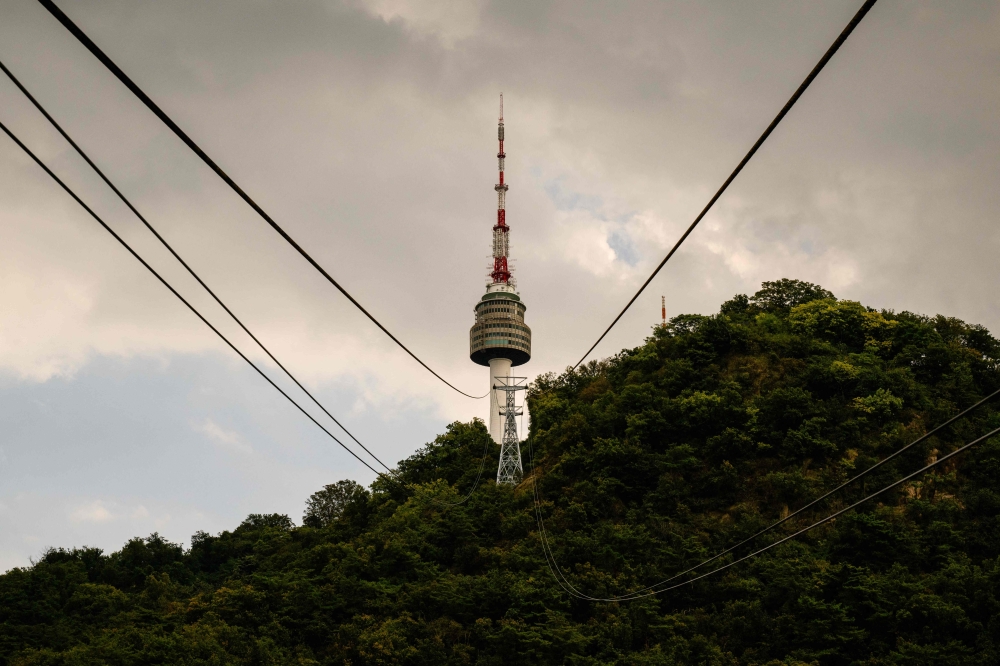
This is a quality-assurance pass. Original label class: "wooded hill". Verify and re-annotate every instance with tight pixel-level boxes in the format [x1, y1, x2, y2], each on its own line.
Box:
[3, 279, 1000, 665]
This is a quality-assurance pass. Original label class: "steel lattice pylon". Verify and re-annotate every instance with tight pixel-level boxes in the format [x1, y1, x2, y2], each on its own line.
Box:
[495, 377, 527, 485]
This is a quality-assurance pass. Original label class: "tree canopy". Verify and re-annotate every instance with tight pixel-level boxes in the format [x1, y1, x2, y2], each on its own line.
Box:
[3, 279, 1000, 665]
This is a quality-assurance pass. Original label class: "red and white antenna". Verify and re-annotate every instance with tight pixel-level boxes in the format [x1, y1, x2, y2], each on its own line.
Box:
[662, 296, 666, 325]
[491, 94, 511, 284]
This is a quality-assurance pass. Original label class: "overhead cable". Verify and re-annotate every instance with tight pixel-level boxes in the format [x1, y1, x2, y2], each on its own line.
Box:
[529, 424, 1000, 601]
[0, 118, 393, 482]
[0, 58, 394, 475]
[426, 387, 498, 506]
[36, 0, 486, 400]
[613, 386, 1000, 596]
[572, 0, 878, 369]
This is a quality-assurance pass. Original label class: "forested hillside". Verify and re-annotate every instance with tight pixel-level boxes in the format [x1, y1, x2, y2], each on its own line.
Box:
[4, 279, 1000, 665]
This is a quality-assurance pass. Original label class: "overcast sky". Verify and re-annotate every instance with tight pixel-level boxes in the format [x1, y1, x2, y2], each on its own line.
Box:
[0, 0, 998, 570]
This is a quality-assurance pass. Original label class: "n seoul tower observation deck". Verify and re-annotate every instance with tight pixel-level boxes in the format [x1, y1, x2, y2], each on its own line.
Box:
[469, 96, 531, 444]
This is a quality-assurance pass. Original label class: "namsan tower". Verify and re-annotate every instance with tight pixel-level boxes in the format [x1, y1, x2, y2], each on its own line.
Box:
[469, 95, 531, 483]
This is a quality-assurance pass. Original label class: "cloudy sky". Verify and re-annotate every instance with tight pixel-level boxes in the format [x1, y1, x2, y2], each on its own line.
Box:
[0, 0, 998, 570]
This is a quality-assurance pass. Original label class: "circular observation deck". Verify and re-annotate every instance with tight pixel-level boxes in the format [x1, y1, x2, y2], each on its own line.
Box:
[469, 288, 531, 367]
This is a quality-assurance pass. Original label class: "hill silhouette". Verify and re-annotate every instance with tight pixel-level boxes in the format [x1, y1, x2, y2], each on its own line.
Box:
[3, 279, 1000, 665]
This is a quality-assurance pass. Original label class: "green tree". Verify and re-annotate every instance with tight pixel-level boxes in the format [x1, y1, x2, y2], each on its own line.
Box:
[750, 277, 835, 312]
[302, 479, 368, 528]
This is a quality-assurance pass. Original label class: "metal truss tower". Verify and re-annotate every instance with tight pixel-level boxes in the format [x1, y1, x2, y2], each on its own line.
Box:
[495, 376, 527, 485]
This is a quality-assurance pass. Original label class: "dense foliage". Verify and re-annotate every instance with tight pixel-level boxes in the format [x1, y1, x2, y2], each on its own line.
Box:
[4, 279, 1000, 665]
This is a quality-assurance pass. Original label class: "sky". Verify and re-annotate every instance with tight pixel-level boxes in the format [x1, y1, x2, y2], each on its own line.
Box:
[0, 0, 998, 570]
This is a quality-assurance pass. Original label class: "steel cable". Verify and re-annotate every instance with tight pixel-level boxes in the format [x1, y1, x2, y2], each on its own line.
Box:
[606, 386, 1000, 597]
[426, 387, 497, 506]
[0, 118, 398, 483]
[572, 0, 878, 369]
[528, 424, 1000, 601]
[36, 0, 486, 400]
[0, 58, 396, 475]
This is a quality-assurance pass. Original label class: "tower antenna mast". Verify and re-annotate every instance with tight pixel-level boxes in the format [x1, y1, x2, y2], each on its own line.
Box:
[492, 94, 510, 284]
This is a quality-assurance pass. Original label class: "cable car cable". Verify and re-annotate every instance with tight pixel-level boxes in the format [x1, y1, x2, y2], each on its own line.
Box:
[529, 424, 1000, 601]
[36, 0, 487, 400]
[0, 118, 396, 482]
[426, 387, 497, 506]
[609, 385, 1000, 597]
[572, 0, 878, 370]
[0, 58, 395, 475]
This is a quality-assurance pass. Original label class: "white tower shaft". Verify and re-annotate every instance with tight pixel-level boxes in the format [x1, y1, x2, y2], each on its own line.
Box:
[488, 357, 512, 443]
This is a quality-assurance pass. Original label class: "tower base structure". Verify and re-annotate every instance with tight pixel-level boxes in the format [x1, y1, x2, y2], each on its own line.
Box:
[494, 376, 527, 486]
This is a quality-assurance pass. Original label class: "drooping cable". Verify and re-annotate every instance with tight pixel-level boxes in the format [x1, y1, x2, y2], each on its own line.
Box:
[528, 424, 1000, 601]
[0, 118, 396, 482]
[614, 386, 1000, 596]
[427, 387, 496, 506]
[36, 0, 486, 400]
[572, 0, 878, 369]
[0, 58, 395, 475]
